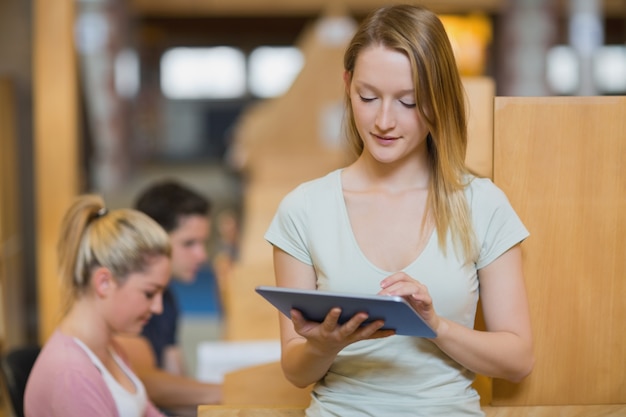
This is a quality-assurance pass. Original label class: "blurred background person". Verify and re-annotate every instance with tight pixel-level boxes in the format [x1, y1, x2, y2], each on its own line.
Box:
[116, 180, 222, 417]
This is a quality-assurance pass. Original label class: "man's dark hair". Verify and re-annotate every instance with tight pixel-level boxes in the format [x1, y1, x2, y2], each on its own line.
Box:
[134, 180, 211, 232]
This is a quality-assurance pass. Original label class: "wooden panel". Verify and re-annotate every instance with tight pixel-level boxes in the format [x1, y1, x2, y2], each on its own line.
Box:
[463, 76, 494, 179]
[221, 10, 351, 343]
[491, 97, 626, 405]
[221, 262, 280, 341]
[483, 405, 626, 417]
[198, 404, 626, 417]
[198, 406, 305, 417]
[0, 78, 22, 348]
[33, 0, 80, 342]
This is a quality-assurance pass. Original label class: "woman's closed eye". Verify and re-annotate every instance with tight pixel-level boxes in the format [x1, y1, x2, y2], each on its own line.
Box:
[358, 94, 416, 109]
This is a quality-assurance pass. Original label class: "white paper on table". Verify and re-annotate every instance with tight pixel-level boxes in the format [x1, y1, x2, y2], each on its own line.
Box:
[196, 339, 281, 383]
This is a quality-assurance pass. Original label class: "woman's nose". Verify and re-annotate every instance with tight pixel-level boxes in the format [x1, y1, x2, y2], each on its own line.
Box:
[375, 102, 396, 130]
[151, 293, 164, 315]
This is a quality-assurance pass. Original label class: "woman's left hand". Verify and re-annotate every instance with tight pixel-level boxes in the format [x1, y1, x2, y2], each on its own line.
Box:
[378, 271, 441, 334]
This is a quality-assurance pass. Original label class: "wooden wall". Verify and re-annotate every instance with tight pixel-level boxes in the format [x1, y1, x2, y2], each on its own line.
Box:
[491, 96, 626, 406]
[0, 79, 24, 349]
[33, 0, 80, 342]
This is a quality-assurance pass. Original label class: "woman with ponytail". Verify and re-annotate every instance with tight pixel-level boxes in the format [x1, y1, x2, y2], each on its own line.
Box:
[25, 194, 172, 417]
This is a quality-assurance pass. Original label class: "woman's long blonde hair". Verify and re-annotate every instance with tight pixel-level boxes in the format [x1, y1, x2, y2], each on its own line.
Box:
[343, 4, 477, 261]
[56, 194, 171, 313]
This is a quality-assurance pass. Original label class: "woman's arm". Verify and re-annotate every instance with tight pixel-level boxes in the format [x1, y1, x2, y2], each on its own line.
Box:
[273, 247, 393, 388]
[380, 244, 534, 382]
[437, 244, 534, 381]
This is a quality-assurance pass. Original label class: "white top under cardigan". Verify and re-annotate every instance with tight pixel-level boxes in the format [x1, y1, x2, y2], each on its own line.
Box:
[74, 338, 149, 417]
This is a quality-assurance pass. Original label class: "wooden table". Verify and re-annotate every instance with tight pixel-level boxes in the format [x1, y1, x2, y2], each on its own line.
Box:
[203, 362, 626, 417]
[221, 362, 311, 407]
[199, 404, 626, 417]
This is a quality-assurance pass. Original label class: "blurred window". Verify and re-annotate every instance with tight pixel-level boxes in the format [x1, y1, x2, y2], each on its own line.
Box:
[248, 46, 304, 98]
[546, 46, 580, 95]
[593, 45, 626, 94]
[161, 47, 246, 99]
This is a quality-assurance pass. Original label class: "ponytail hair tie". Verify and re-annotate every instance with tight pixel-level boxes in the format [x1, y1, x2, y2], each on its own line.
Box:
[96, 207, 109, 218]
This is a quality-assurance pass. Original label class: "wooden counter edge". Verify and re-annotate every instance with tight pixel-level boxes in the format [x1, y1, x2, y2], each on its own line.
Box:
[198, 404, 626, 417]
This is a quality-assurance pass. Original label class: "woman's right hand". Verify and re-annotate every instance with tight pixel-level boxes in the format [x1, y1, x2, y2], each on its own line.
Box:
[289, 307, 395, 356]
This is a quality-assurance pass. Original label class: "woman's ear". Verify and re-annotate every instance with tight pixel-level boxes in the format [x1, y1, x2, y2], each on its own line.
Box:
[343, 70, 352, 93]
[92, 267, 115, 298]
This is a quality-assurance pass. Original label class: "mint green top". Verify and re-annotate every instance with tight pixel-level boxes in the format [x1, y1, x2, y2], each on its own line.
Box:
[265, 169, 529, 417]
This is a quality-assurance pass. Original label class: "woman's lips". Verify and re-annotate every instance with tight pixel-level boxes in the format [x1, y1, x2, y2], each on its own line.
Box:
[373, 133, 398, 143]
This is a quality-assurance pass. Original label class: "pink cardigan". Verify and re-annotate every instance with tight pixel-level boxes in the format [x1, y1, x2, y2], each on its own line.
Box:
[24, 330, 164, 417]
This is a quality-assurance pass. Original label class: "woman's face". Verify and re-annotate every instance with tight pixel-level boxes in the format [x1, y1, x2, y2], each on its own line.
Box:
[347, 45, 430, 164]
[107, 255, 171, 335]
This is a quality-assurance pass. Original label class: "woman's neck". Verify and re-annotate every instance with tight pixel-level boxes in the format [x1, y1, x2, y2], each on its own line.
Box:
[60, 298, 111, 360]
[345, 152, 430, 193]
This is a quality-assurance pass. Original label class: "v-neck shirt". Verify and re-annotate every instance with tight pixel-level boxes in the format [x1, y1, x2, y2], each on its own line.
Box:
[265, 169, 529, 416]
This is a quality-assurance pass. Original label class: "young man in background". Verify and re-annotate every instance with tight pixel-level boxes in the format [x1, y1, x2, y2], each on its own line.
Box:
[116, 180, 222, 417]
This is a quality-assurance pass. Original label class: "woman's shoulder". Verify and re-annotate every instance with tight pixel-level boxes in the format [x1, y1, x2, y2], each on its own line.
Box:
[465, 175, 496, 192]
[27, 330, 106, 395]
[39, 329, 82, 357]
[25, 330, 119, 416]
[464, 175, 510, 207]
[279, 169, 341, 206]
[293, 169, 341, 193]
[34, 330, 98, 378]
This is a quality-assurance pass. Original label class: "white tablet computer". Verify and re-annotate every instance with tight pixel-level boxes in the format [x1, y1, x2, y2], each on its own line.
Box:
[255, 285, 436, 338]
